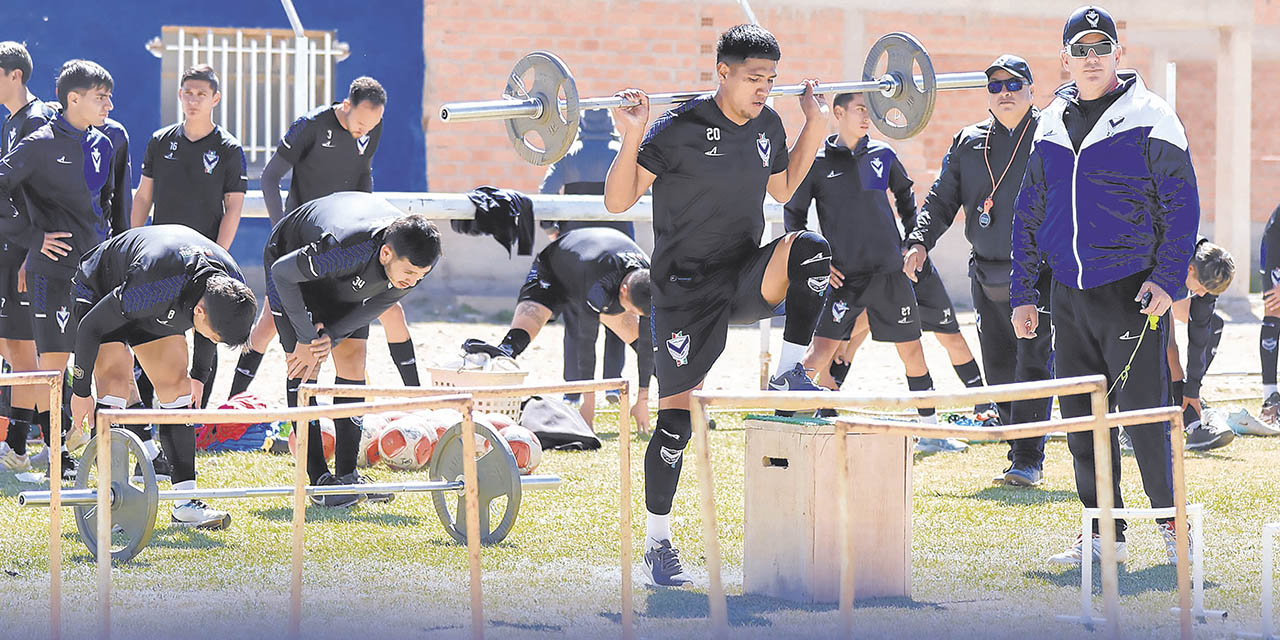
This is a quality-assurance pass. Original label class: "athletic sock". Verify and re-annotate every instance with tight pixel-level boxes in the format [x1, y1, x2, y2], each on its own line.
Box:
[906, 373, 935, 419]
[781, 231, 831, 348]
[1268, 384, 1279, 399]
[499, 329, 531, 358]
[156, 396, 196, 485]
[332, 377, 364, 477]
[774, 341, 807, 377]
[6, 407, 35, 455]
[646, 511, 672, 549]
[644, 409, 691, 526]
[287, 377, 328, 482]
[1262, 317, 1280, 392]
[229, 349, 265, 397]
[952, 359, 986, 414]
[387, 340, 420, 387]
[829, 360, 851, 390]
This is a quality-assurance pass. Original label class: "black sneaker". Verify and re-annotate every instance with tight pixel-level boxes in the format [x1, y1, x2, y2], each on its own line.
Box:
[133, 450, 172, 483]
[341, 471, 394, 504]
[308, 472, 364, 508]
[643, 539, 692, 587]
[1184, 405, 1235, 451]
[59, 453, 78, 481]
[814, 408, 838, 419]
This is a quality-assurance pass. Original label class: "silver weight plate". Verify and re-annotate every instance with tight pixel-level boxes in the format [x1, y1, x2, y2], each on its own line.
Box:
[504, 51, 580, 166]
[862, 32, 937, 140]
[429, 420, 523, 545]
[73, 429, 159, 562]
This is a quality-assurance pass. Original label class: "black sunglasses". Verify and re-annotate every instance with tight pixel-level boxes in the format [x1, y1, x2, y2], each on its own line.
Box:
[1067, 41, 1115, 58]
[987, 78, 1026, 94]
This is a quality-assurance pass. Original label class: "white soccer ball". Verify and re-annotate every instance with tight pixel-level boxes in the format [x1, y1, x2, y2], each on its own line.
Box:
[500, 425, 542, 475]
[357, 413, 391, 468]
[377, 414, 438, 470]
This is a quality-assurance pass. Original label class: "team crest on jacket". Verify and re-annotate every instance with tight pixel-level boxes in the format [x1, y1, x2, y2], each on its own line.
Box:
[667, 331, 690, 367]
[357, 134, 371, 155]
[6, 128, 14, 150]
[56, 307, 70, 332]
[90, 146, 103, 172]
[870, 157, 884, 178]
[756, 133, 770, 168]
[202, 149, 219, 174]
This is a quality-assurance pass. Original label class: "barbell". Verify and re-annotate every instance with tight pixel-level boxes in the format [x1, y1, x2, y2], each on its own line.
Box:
[438, 32, 991, 166]
[19, 423, 561, 562]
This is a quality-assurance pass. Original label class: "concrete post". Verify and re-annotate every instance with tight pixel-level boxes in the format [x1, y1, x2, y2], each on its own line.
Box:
[1214, 25, 1252, 307]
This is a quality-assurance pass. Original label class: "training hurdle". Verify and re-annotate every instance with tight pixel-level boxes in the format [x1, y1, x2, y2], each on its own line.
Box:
[300, 378, 638, 640]
[73, 394, 474, 640]
[690, 375, 1195, 640]
[1237, 522, 1280, 639]
[0, 371, 66, 639]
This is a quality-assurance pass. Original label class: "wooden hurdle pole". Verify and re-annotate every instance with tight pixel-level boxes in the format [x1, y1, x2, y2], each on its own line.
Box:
[1090, 387, 1121, 639]
[689, 396, 727, 636]
[834, 420, 854, 634]
[1171, 408, 1192, 640]
[298, 378, 636, 639]
[2, 372, 68, 640]
[93, 395, 472, 640]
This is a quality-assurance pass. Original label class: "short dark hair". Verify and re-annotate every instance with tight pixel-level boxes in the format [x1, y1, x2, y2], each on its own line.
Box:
[385, 214, 441, 268]
[181, 64, 220, 93]
[202, 275, 257, 347]
[1191, 241, 1235, 295]
[623, 269, 652, 314]
[348, 76, 386, 108]
[56, 59, 113, 107]
[0, 41, 33, 85]
[833, 92, 863, 111]
[716, 24, 781, 66]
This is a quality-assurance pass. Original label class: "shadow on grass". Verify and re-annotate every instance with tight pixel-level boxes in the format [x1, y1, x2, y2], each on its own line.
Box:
[963, 486, 1078, 505]
[492, 619, 563, 632]
[603, 590, 942, 627]
[1025, 564, 1219, 597]
[250, 505, 426, 526]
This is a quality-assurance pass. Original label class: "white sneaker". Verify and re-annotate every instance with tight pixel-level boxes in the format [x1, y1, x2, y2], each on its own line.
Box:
[29, 447, 49, 467]
[0, 449, 30, 472]
[171, 499, 231, 530]
[1048, 532, 1128, 566]
[914, 437, 968, 454]
[1157, 521, 1194, 565]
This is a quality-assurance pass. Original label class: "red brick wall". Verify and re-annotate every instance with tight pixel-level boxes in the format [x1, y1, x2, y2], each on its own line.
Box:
[424, 1, 1280, 225]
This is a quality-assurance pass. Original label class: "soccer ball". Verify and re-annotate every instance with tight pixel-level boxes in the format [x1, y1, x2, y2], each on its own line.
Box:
[378, 414, 438, 470]
[479, 411, 514, 430]
[417, 409, 493, 456]
[288, 419, 335, 461]
[500, 425, 542, 475]
[357, 413, 391, 467]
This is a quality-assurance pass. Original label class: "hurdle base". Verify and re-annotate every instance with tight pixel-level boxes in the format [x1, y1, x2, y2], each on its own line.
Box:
[1234, 632, 1280, 639]
[1170, 606, 1228, 622]
[1054, 613, 1108, 628]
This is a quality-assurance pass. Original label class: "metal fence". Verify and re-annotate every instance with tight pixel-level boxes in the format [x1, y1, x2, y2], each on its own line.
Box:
[145, 26, 350, 171]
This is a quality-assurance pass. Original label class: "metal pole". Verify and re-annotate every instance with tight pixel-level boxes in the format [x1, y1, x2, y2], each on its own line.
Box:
[440, 73, 988, 123]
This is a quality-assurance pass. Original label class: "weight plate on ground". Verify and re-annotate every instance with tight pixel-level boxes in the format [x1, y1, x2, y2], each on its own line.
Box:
[73, 429, 158, 562]
[863, 32, 936, 139]
[429, 421, 523, 545]
[503, 51, 580, 166]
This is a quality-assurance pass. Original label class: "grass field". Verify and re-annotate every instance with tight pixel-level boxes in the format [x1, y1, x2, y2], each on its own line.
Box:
[3, 401, 1280, 640]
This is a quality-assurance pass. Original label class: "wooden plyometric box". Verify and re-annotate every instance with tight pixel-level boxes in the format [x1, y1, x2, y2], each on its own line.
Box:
[743, 417, 912, 603]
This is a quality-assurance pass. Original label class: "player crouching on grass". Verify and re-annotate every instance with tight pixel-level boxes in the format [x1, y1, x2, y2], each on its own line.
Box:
[69, 225, 256, 529]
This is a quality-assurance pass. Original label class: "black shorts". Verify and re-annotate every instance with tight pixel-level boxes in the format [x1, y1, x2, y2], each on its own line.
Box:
[911, 263, 961, 334]
[652, 237, 782, 398]
[516, 251, 566, 313]
[816, 271, 921, 343]
[28, 272, 77, 353]
[72, 296, 182, 349]
[0, 266, 33, 341]
[273, 282, 371, 354]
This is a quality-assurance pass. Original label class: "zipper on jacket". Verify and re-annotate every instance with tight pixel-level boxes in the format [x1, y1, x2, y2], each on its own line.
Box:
[1071, 151, 1084, 288]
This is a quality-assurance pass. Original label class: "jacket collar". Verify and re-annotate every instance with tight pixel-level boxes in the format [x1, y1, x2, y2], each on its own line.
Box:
[985, 106, 1039, 135]
[52, 113, 90, 140]
[1054, 70, 1141, 105]
[825, 133, 869, 156]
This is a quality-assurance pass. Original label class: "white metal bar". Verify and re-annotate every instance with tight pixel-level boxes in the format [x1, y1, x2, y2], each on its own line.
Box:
[236, 31, 244, 144]
[280, 0, 306, 37]
[1166, 61, 1177, 111]
[308, 39, 318, 110]
[323, 32, 332, 104]
[279, 39, 289, 140]
[220, 36, 230, 130]
[1239, 523, 1280, 638]
[249, 39, 259, 162]
[206, 28, 215, 69]
[294, 35, 308, 118]
[265, 32, 273, 159]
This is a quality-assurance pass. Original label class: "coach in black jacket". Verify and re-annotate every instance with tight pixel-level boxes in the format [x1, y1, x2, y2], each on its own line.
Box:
[904, 55, 1053, 487]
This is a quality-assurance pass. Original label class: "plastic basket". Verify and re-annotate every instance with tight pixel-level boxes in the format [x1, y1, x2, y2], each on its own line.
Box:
[426, 367, 529, 418]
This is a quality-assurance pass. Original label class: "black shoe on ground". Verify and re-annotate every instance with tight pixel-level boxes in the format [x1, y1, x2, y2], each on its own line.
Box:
[643, 539, 693, 587]
[59, 453, 78, 481]
[133, 449, 173, 483]
[1184, 405, 1235, 451]
[341, 471, 394, 504]
[814, 408, 838, 419]
[309, 472, 365, 508]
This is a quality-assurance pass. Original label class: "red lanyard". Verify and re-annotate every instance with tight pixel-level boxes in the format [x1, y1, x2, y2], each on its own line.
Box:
[981, 116, 1031, 214]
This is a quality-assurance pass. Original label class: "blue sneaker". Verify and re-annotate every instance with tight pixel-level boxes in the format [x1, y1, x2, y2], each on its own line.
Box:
[769, 363, 822, 417]
[999, 463, 1043, 487]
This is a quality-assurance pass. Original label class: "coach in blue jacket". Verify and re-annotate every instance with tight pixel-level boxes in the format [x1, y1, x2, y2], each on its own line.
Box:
[1011, 6, 1199, 567]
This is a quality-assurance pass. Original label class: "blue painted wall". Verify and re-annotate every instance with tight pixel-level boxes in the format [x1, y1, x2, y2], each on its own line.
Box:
[4, 1, 426, 193]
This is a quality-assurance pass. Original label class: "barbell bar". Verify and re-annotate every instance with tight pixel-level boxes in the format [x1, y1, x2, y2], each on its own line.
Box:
[437, 32, 991, 165]
[18, 423, 561, 562]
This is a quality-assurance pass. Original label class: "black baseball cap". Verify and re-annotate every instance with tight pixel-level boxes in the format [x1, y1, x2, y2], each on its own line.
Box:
[985, 54, 1032, 83]
[1063, 6, 1118, 45]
